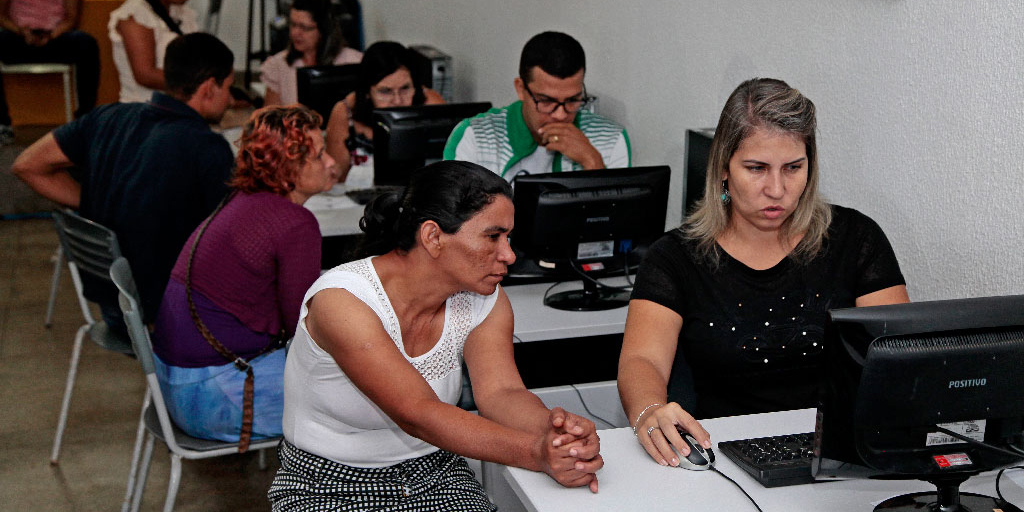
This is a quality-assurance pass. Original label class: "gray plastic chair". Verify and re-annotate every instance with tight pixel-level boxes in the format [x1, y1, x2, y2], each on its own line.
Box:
[50, 209, 134, 464]
[110, 258, 280, 512]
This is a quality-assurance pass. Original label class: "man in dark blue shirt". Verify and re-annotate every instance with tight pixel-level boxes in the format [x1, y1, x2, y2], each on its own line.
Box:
[12, 33, 236, 328]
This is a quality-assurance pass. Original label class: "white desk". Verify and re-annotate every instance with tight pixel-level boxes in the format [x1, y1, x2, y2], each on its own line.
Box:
[503, 279, 629, 343]
[504, 409, 1024, 512]
[305, 163, 375, 237]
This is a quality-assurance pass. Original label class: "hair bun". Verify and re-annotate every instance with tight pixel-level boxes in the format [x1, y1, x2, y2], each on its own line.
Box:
[358, 188, 405, 255]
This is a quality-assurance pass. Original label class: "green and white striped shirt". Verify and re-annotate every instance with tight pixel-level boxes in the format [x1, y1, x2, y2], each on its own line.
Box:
[443, 101, 631, 182]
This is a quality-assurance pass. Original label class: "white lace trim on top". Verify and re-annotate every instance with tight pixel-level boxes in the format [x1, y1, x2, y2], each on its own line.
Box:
[344, 258, 473, 381]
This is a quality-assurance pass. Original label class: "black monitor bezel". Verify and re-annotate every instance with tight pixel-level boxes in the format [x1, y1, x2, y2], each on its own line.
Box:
[814, 295, 1024, 482]
[296, 64, 362, 125]
[371, 102, 492, 187]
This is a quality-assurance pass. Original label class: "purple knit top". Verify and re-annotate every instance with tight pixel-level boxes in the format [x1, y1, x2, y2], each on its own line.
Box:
[152, 191, 321, 367]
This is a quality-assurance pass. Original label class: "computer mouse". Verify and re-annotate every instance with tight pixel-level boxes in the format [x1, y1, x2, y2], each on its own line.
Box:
[673, 428, 716, 471]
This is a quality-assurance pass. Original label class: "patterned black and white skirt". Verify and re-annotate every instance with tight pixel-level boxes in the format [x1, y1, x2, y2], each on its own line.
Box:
[268, 440, 498, 511]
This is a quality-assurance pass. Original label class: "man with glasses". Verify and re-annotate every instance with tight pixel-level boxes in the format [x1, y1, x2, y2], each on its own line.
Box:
[443, 31, 630, 182]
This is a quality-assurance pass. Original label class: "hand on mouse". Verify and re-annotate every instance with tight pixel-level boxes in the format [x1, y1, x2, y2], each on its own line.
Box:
[633, 402, 711, 467]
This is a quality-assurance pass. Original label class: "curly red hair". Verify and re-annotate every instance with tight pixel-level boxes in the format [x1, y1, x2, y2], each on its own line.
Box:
[230, 105, 324, 195]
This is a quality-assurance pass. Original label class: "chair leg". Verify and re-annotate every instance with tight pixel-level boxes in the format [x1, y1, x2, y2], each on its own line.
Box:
[131, 432, 155, 512]
[163, 454, 182, 512]
[121, 388, 151, 512]
[50, 323, 88, 464]
[45, 246, 63, 328]
[259, 447, 268, 470]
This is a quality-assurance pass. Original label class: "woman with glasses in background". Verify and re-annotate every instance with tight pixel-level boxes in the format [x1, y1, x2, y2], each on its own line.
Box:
[324, 40, 444, 183]
[261, 0, 362, 107]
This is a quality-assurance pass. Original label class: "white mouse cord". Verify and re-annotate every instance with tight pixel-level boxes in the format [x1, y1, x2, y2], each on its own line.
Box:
[710, 466, 764, 512]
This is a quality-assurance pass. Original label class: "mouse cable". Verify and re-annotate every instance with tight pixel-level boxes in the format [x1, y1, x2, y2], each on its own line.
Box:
[569, 384, 617, 429]
[995, 465, 1024, 507]
[709, 466, 764, 512]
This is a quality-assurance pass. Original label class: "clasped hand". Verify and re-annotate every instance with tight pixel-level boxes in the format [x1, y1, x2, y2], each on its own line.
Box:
[540, 407, 603, 493]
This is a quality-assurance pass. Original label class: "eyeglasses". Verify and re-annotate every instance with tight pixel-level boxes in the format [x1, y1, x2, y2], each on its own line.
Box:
[288, 20, 317, 32]
[523, 83, 595, 114]
[371, 83, 415, 102]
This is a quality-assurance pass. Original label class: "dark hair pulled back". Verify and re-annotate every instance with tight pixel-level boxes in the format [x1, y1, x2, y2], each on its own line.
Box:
[358, 161, 513, 256]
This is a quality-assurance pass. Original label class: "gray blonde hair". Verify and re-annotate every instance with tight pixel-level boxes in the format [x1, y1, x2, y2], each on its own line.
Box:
[684, 78, 832, 266]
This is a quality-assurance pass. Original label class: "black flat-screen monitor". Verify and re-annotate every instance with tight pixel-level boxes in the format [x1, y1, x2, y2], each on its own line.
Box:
[296, 64, 361, 125]
[372, 102, 491, 187]
[683, 128, 714, 219]
[509, 166, 670, 311]
[814, 295, 1024, 512]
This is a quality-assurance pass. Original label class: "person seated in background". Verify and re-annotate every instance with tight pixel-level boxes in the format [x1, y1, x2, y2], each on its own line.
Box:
[151, 105, 333, 447]
[324, 40, 444, 182]
[617, 77, 910, 467]
[268, 161, 603, 510]
[0, 0, 99, 145]
[444, 31, 630, 183]
[108, 0, 198, 103]
[12, 33, 235, 332]
[261, 0, 361, 107]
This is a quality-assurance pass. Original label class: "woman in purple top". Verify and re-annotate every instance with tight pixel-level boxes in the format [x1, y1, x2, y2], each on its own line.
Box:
[152, 105, 336, 443]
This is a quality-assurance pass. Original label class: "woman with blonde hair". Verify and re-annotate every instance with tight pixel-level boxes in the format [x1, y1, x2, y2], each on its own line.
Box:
[618, 78, 909, 467]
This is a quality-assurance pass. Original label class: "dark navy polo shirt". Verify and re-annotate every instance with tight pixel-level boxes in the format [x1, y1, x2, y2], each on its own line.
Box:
[54, 92, 234, 321]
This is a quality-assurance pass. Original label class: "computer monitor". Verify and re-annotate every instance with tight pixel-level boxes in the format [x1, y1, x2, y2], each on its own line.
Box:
[509, 166, 671, 312]
[814, 295, 1024, 512]
[296, 64, 361, 125]
[683, 128, 714, 219]
[371, 102, 492, 187]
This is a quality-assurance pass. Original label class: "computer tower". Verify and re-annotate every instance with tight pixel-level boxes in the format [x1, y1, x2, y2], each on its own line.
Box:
[408, 45, 453, 103]
[683, 128, 715, 220]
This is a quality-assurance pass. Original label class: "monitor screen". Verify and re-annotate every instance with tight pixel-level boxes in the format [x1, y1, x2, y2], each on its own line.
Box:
[296, 64, 361, 125]
[372, 102, 492, 187]
[683, 128, 714, 220]
[814, 295, 1024, 511]
[509, 166, 670, 311]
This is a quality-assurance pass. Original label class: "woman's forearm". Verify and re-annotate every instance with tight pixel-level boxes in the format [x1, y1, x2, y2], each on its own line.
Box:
[618, 356, 671, 427]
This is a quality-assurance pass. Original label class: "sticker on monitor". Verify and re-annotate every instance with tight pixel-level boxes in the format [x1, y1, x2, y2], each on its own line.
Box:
[925, 420, 986, 446]
[577, 241, 614, 260]
[932, 453, 973, 469]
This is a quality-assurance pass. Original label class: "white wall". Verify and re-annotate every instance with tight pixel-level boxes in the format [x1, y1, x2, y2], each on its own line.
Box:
[355, 0, 1024, 302]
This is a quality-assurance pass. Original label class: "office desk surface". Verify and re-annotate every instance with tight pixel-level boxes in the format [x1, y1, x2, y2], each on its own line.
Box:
[505, 408, 1024, 512]
[503, 279, 629, 343]
[305, 164, 375, 238]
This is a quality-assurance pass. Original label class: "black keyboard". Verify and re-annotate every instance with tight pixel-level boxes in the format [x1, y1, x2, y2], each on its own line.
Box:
[717, 432, 816, 488]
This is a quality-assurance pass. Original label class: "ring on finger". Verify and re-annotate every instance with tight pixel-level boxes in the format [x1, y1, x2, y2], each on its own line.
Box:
[647, 426, 660, 436]
[551, 135, 559, 142]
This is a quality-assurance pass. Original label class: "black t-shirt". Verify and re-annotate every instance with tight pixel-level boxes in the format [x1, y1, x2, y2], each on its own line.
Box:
[630, 205, 906, 419]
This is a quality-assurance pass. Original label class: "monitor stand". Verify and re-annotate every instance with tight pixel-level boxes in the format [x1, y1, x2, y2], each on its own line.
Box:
[544, 278, 629, 312]
[875, 475, 1022, 512]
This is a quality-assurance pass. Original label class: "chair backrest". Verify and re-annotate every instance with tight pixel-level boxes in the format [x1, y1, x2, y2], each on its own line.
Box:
[53, 209, 122, 283]
[110, 258, 156, 376]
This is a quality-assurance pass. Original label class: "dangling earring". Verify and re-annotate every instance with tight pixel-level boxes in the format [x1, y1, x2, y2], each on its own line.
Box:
[721, 180, 731, 204]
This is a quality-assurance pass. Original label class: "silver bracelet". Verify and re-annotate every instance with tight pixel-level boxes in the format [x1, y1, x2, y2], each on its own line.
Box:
[632, 403, 662, 436]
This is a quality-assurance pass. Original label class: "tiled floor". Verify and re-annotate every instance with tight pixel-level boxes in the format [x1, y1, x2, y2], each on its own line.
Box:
[0, 218, 278, 511]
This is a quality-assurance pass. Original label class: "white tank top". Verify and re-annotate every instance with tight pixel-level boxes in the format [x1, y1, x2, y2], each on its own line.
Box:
[282, 257, 499, 467]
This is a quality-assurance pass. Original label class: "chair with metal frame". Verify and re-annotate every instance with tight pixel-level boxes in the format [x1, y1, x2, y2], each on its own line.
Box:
[110, 257, 280, 512]
[49, 209, 134, 465]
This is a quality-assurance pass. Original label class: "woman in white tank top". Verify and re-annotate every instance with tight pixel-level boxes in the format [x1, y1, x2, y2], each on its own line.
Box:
[269, 160, 604, 510]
